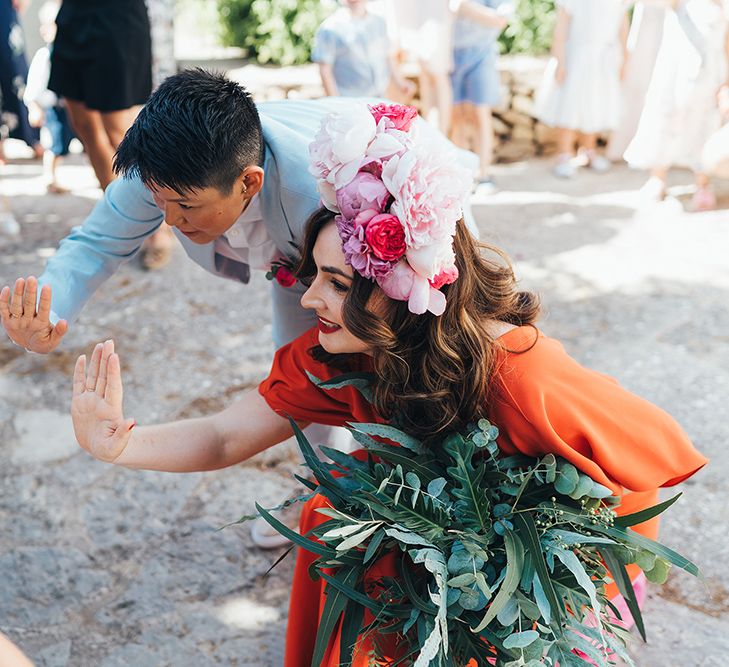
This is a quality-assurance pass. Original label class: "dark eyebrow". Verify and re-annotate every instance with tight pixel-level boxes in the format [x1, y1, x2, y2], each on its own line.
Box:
[321, 266, 353, 281]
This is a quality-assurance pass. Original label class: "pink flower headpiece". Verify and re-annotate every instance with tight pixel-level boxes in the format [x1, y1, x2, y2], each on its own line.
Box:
[308, 103, 472, 316]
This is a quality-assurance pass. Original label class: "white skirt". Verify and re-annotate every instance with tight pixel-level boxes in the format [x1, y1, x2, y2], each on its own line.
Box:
[534, 48, 622, 134]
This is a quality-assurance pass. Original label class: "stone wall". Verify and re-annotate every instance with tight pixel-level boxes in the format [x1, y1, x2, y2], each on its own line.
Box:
[492, 55, 558, 161]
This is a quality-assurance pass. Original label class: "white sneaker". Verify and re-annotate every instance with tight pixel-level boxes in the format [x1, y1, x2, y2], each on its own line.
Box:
[638, 177, 666, 204]
[473, 177, 497, 195]
[553, 155, 576, 179]
[250, 516, 295, 549]
[587, 153, 611, 173]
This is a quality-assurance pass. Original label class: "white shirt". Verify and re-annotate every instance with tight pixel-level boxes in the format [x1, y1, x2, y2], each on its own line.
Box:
[24, 46, 58, 109]
[213, 193, 278, 270]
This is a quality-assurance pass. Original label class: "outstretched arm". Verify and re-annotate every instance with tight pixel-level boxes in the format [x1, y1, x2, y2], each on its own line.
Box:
[38, 175, 164, 324]
[72, 340, 296, 472]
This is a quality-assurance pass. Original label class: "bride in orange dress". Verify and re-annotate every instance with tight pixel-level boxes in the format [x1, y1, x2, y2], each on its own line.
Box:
[67, 103, 706, 666]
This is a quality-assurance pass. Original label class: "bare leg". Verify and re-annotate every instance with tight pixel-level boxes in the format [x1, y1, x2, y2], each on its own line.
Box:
[553, 128, 577, 178]
[418, 68, 434, 125]
[474, 105, 494, 180]
[45, 152, 68, 194]
[64, 99, 116, 189]
[556, 127, 576, 156]
[691, 171, 715, 211]
[100, 106, 142, 149]
[580, 132, 598, 152]
[450, 103, 469, 149]
[432, 71, 452, 135]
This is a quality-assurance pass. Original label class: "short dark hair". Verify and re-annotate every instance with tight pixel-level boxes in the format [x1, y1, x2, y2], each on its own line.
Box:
[113, 68, 264, 194]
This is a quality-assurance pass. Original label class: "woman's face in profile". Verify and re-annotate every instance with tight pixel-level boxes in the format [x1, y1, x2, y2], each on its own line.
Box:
[300, 222, 372, 355]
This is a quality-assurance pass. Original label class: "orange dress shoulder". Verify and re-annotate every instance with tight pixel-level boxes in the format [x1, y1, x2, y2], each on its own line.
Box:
[258, 326, 707, 667]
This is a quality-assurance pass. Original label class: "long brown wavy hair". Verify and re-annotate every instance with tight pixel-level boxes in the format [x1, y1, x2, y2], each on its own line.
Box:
[296, 207, 541, 443]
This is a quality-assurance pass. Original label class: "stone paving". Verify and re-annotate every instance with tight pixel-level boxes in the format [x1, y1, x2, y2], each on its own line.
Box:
[1, 143, 728, 666]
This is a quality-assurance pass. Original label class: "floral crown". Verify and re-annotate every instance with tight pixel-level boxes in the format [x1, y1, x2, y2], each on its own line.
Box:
[308, 103, 472, 315]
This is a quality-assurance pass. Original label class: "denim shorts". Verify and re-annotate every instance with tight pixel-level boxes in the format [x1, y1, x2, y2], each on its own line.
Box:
[45, 104, 74, 157]
[451, 44, 501, 107]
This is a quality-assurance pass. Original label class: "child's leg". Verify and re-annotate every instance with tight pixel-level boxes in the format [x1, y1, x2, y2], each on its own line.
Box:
[432, 71, 453, 135]
[579, 132, 611, 173]
[474, 105, 494, 181]
[691, 171, 716, 211]
[553, 128, 577, 178]
[450, 103, 470, 150]
[557, 127, 577, 156]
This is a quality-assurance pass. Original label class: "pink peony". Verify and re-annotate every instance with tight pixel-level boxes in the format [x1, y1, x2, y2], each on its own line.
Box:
[336, 171, 390, 221]
[378, 260, 415, 301]
[369, 103, 419, 132]
[364, 214, 407, 261]
[382, 145, 471, 249]
[407, 239, 457, 282]
[377, 262, 447, 315]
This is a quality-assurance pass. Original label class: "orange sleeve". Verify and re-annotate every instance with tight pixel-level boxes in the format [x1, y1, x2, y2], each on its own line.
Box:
[491, 331, 708, 496]
[258, 327, 378, 427]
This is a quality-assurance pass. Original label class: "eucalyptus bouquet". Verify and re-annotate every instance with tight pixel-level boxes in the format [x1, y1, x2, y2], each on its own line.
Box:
[245, 375, 698, 667]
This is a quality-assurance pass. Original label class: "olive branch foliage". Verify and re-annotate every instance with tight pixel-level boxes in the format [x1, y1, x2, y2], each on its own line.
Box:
[236, 374, 699, 667]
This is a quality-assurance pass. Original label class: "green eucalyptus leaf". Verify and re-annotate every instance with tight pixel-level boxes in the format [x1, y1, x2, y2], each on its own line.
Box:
[554, 462, 579, 495]
[305, 371, 375, 403]
[502, 630, 539, 649]
[644, 557, 671, 584]
[348, 422, 424, 454]
[635, 549, 657, 572]
[363, 528, 386, 564]
[613, 493, 682, 528]
[472, 530, 524, 632]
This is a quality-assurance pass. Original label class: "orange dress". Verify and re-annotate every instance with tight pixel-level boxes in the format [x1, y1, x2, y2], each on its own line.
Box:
[258, 326, 707, 667]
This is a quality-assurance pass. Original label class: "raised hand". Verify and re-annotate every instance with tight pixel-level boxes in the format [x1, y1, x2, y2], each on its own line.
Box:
[0, 277, 68, 353]
[72, 340, 135, 463]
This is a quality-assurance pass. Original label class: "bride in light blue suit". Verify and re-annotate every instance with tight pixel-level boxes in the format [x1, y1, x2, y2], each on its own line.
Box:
[1, 69, 476, 353]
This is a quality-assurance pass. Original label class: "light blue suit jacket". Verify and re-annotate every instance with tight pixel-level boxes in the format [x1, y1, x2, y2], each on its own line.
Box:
[38, 97, 477, 343]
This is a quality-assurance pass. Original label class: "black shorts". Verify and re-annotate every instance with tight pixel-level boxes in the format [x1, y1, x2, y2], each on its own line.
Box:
[48, 0, 152, 112]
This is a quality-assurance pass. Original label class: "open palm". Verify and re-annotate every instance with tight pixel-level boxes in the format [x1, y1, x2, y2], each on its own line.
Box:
[72, 340, 134, 462]
[0, 278, 69, 353]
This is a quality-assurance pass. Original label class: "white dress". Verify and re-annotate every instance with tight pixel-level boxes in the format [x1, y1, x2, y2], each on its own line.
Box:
[624, 0, 729, 171]
[534, 0, 626, 133]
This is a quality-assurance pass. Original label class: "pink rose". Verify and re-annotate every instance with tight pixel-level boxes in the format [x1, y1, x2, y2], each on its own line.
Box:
[274, 266, 296, 288]
[369, 103, 419, 132]
[336, 171, 390, 220]
[364, 214, 407, 261]
[429, 266, 459, 289]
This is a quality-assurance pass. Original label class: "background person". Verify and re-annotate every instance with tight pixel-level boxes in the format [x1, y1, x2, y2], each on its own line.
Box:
[535, 0, 629, 178]
[48, 0, 174, 268]
[0, 0, 42, 164]
[22, 0, 73, 194]
[312, 0, 415, 100]
[449, 0, 511, 193]
[624, 0, 729, 211]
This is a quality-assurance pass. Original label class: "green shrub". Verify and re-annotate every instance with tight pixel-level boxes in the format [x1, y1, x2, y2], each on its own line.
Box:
[499, 0, 556, 55]
[217, 0, 334, 66]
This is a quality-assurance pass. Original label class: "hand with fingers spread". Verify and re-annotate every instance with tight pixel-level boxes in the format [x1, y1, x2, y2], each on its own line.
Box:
[0, 277, 68, 353]
[72, 340, 136, 463]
